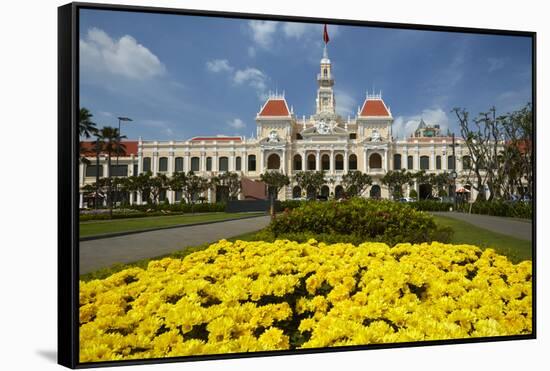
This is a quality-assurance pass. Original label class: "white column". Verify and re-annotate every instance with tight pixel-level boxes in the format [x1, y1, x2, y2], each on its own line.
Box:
[260, 151, 264, 173]
[302, 151, 306, 171]
[79, 193, 83, 209]
[152, 151, 158, 175]
[316, 150, 320, 171]
[229, 153, 235, 172]
[137, 191, 142, 205]
[201, 152, 206, 172]
[414, 152, 419, 170]
[431, 151, 435, 171]
[442, 151, 448, 171]
[137, 151, 143, 175]
[282, 149, 286, 174]
[79, 163, 84, 186]
[330, 150, 335, 174]
[212, 152, 218, 173]
[243, 151, 248, 173]
[184, 153, 189, 173]
[168, 151, 174, 176]
[102, 159, 109, 178]
[383, 149, 388, 172]
[344, 150, 349, 173]
[129, 192, 134, 205]
[364, 149, 368, 172]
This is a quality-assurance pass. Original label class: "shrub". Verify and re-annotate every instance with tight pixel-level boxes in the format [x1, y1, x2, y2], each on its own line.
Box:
[456, 201, 532, 219]
[269, 198, 453, 246]
[79, 239, 532, 362]
[408, 200, 454, 212]
[79, 203, 227, 221]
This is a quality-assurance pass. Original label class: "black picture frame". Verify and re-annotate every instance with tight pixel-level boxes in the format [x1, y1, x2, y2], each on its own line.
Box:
[58, 2, 536, 368]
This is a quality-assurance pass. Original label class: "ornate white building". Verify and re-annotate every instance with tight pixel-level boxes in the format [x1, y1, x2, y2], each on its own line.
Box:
[79, 45, 479, 206]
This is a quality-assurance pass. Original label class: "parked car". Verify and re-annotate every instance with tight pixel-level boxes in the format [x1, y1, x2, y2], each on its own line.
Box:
[398, 197, 415, 203]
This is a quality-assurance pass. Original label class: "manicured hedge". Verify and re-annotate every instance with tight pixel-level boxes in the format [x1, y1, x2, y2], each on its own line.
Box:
[80, 202, 226, 221]
[456, 201, 532, 219]
[269, 198, 453, 246]
[407, 200, 454, 212]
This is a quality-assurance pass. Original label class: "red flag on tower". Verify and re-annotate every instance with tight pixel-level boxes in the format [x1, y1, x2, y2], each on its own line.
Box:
[323, 24, 330, 44]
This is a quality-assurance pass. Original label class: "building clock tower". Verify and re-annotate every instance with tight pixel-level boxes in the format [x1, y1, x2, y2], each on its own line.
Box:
[316, 45, 336, 115]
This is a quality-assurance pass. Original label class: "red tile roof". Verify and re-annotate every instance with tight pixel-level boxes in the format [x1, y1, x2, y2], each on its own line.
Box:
[359, 99, 391, 117]
[259, 99, 290, 116]
[80, 140, 138, 156]
[190, 136, 242, 141]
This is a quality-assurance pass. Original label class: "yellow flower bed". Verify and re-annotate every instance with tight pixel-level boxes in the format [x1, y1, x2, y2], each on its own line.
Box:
[79, 240, 532, 362]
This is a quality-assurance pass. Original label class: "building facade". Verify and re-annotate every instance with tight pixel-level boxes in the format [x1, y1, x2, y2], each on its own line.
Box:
[79, 46, 481, 207]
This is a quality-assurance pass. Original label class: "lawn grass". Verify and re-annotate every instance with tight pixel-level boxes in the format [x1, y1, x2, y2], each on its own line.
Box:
[79, 229, 266, 282]
[432, 214, 532, 263]
[79, 212, 265, 238]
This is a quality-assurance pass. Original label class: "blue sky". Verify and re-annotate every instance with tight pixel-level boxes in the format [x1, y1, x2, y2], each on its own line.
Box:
[79, 9, 532, 141]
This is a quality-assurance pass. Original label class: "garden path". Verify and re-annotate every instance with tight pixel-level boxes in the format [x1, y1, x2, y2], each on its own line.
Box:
[79, 215, 271, 274]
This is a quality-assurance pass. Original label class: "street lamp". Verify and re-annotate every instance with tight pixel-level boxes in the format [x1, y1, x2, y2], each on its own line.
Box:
[115, 116, 132, 207]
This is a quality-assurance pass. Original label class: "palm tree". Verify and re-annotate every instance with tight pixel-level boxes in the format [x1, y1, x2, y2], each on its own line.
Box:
[79, 108, 97, 166]
[79, 108, 97, 138]
[97, 126, 127, 217]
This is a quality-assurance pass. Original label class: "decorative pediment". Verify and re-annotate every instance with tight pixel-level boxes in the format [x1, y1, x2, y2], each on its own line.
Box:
[301, 119, 349, 139]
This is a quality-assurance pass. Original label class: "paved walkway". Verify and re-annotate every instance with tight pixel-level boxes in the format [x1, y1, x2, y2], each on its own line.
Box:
[80, 215, 271, 274]
[432, 212, 532, 241]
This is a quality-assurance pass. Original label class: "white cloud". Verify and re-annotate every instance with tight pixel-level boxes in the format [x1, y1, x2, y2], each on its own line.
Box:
[233, 67, 268, 100]
[393, 108, 450, 139]
[206, 59, 233, 73]
[334, 89, 356, 117]
[80, 27, 165, 80]
[227, 118, 246, 130]
[487, 57, 506, 73]
[248, 20, 278, 49]
[141, 119, 175, 138]
[282, 22, 311, 39]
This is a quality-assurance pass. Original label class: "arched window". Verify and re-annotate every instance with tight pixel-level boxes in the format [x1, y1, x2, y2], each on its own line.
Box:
[349, 154, 357, 170]
[335, 185, 344, 199]
[407, 155, 413, 170]
[369, 153, 382, 169]
[159, 157, 168, 172]
[248, 155, 256, 171]
[436, 155, 442, 170]
[420, 156, 430, 170]
[321, 154, 330, 170]
[335, 154, 344, 170]
[206, 157, 212, 171]
[293, 155, 302, 171]
[191, 157, 200, 172]
[448, 155, 455, 170]
[370, 185, 381, 198]
[219, 156, 228, 172]
[323, 68, 328, 77]
[142, 157, 151, 173]
[175, 157, 184, 172]
[267, 154, 280, 170]
[320, 185, 330, 198]
[292, 186, 301, 199]
[307, 154, 316, 170]
[235, 157, 242, 171]
[393, 154, 402, 170]
[462, 155, 472, 170]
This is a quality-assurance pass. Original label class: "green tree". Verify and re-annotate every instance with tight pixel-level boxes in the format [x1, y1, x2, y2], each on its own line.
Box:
[169, 172, 188, 204]
[149, 173, 169, 204]
[183, 172, 209, 210]
[96, 126, 126, 217]
[79, 108, 97, 138]
[260, 171, 290, 200]
[381, 169, 414, 200]
[294, 171, 326, 199]
[341, 171, 372, 198]
[211, 172, 242, 201]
